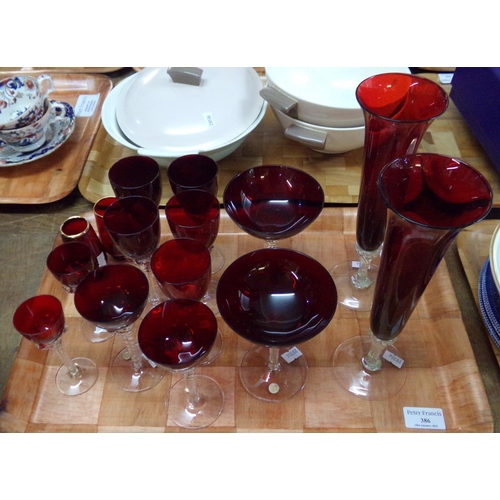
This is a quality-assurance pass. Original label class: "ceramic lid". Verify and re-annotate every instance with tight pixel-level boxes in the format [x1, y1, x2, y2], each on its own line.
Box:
[116, 67, 264, 153]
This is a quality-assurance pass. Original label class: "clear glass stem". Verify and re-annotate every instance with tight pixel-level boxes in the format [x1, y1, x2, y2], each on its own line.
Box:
[361, 330, 397, 372]
[184, 368, 204, 410]
[351, 242, 381, 290]
[268, 347, 281, 371]
[138, 258, 161, 306]
[118, 326, 144, 375]
[265, 239, 278, 249]
[52, 337, 82, 379]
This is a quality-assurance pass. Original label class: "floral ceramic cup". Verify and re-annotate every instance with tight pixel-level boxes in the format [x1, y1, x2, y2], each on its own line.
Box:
[0, 74, 54, 130]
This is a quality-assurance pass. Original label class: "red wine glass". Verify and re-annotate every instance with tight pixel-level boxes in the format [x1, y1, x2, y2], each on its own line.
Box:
[333, 153, 493, 400]
[223, 165, 324, 248]
[331, 73, 449, 312]
[13, 294, 99, 396]
[151, 238, 223, 363]
[108, 155, 162, 206]
[74, 264, 164, 392]
[217, 248, 337, 402]
[165, 189, 224, 273]
[46, 241, 97, 293]
[138, 298, 224, 429]
[167, 153, 219, 198]
[103, 196, 162, 307]
[93, 196, 125, 261]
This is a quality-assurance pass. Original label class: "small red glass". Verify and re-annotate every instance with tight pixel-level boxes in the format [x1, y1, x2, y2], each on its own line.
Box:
[46, 241, 96, 293]
[103, 195, 162, 306]
[60, 215, 107, 267]
[138, 298, 224, 429]
[108, 155, 162, 206]
[13, 294, 98, 396]
[74, 264, 164, 392]
[333, 153, 493, 400]
[167, 154, 219, 198]
[93, 196, 125, 260]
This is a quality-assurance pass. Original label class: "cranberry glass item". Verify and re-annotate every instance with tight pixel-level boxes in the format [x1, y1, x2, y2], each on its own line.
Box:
[93, 197, 125, 260]
[217, 248, 337, 402]
[13, 294, 98, 395]
[74, 264, 164, 392]
[108, 155, 162, 206]
[333, 153, 492, 400]
[165, 189, 224, 273]
[138, 298, 224, 429]
[167, 154, 219, 197]
[331, 73, 449, 312]
[46, 241, 96, 293]
[60, 215, 107, 267]
[223, 165, 324, 248]
[103, 196, 162, 306]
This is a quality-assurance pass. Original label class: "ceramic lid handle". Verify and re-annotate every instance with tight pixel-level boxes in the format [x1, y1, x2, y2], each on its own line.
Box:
[284, 124, 326, 150]
[167, 67, 203, 86]
[260, 86, 298, 118]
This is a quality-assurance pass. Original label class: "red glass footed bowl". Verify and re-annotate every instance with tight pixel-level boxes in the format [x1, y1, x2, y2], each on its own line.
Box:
[223, 165, 324, 241]
[216, 248, 337, 346]
[74, 264, 149, 330]
[138, 299, 218, 370]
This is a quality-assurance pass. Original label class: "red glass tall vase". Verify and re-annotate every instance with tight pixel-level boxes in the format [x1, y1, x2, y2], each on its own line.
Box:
[333, 153, 493, 400]
[331, 73, 449, 311]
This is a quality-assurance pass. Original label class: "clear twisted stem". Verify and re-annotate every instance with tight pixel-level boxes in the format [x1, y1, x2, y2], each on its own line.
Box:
[361, 330, 398, 372]
[268, 347, 281, 371]
[52, 336, 82, 379]
[117, 325, 144, 375]
[351, 243, 381, 290]
[184, 368, 204, 410]
[137, 258, 161, 306]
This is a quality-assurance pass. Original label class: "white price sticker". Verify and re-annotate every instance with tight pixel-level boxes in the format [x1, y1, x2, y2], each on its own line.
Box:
[438, 73, 454, 84]
[74, 94, 100, 117]
[403, 407, 446, 430]
[382, 349, 404, 368]
[351, 260, 360, 269]
[281, 346, 303, 363]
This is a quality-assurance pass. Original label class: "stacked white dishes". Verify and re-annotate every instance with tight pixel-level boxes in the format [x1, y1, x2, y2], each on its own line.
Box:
[261, 67, 410, 154]
[101, 67, 267, 166]
[478, 224, 500, 349]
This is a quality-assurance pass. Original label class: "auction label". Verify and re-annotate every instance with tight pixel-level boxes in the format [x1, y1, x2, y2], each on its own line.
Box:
[281, 346, 303, 363]
[74, 94, 100, 117]
[403, 407, 446, 430]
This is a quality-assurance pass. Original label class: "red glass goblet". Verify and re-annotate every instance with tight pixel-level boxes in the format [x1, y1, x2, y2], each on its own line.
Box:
[331, 73, 449, 312]
[108, 155, 162, 206]
[103, 196, 162, 307]
[74, 264, 164, 392]
[167, 154, 219, 198]
[217, 248, 337, 402]
[93, 196, 125, 261]
[46, 241, 96, 293]
[333, 153, 493, 400]
[13, 294, 98, 396]
[223, 165, 324, 248]
[138, 298, 224, 429]
[165, 189, 224, 273]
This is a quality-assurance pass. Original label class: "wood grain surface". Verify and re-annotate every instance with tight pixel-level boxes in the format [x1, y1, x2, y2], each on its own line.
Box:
[0, 207, 492, 432]
[0, 71, 112, 204]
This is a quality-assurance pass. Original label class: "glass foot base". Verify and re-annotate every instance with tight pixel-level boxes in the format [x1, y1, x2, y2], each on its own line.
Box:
[56, 357, 99, 396]
[239, 344, 308, 403]
[333, 336, 407, 400]
[330, 261, 379, 312]
[110, 347, 165, 392]
[168, 374, 224, 429]
[79, 319, 115, 343]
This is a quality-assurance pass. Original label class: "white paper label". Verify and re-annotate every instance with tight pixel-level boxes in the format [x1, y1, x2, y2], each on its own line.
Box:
[281, 346, 302, 363]
[74, 94, 100, 117]
[351, 260, 360, 269]
[403, 407, 446, 430]
[438, 73, 453, 84]
[382, 349, 405, 368]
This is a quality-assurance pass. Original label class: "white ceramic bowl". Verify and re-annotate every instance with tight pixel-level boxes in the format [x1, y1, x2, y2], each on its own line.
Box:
[262, 67, 410, 128]
[489, 223, 500, 293]
[101, 73, 267, 167]
[271, 107, 364, 154]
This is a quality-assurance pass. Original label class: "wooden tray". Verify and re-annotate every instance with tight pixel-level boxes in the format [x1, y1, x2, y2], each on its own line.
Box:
[0, 207, 492, 432]
[457, 219, 500, 366]
[0, 71, 112, 204]
[77, 73, 500, 207]
[0, 67, 123, 74]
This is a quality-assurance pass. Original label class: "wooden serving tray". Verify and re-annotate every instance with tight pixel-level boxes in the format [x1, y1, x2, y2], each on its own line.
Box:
[456, 219, 500, 366]
[0, 207, 493, 432]
[0, 71, 112, 204]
